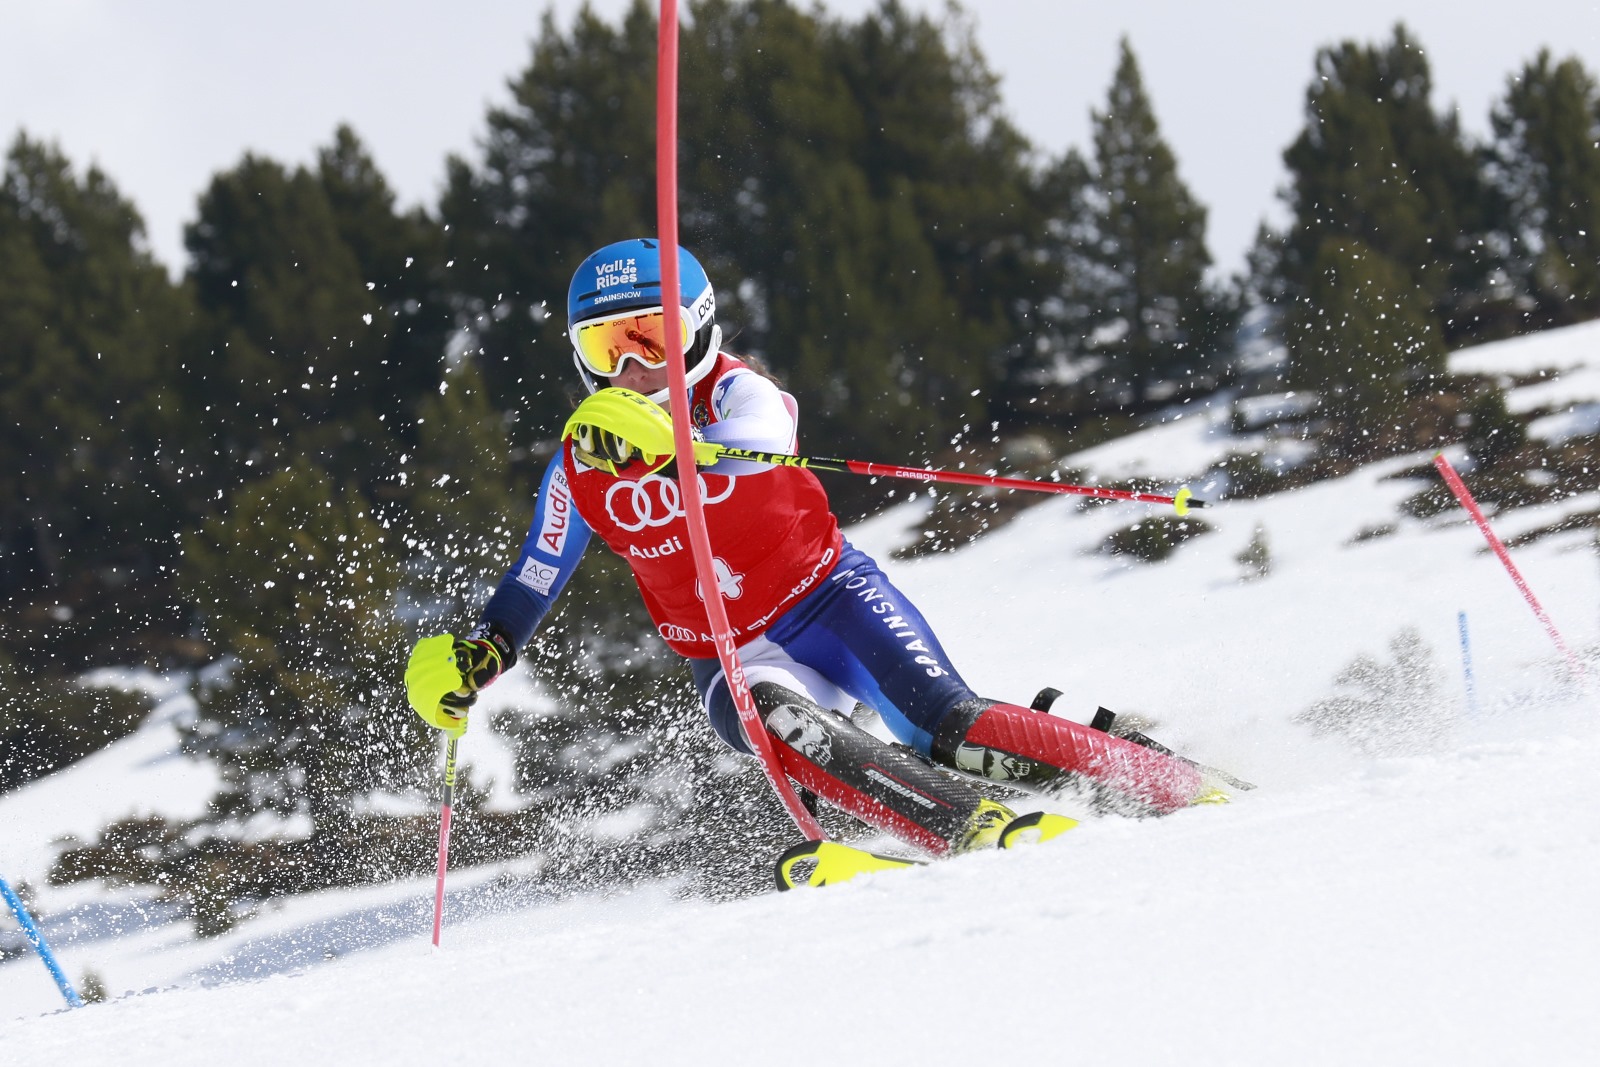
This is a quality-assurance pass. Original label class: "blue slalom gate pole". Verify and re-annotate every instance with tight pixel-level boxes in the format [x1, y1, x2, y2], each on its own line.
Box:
[1457, 611, 1478, 717]
[1, 875, 85, 1009]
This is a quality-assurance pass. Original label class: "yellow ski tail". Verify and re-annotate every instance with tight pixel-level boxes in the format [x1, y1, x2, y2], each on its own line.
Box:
[774, 841, 922, 890]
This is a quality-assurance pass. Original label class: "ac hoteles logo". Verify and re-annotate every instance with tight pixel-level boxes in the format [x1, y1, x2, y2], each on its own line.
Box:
[515, 558, 561, 595]
[604, 474, 737, 532]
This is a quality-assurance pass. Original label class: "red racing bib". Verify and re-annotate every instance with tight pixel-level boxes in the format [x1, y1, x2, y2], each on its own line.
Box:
[563, 357, 842, 657]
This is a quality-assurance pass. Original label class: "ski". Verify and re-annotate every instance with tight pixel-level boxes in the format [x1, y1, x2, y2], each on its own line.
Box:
[774, 811, 1077, 890]
[775, 840, 923, 889]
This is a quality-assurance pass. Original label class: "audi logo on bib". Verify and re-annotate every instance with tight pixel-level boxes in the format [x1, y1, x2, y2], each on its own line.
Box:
[658, 623, 706, 643]
[605, 474, 737, 532]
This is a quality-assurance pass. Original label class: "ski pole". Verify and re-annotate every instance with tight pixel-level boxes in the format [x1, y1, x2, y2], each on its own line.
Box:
[1, 875, 85, 1009]
[431, 733, 459, 948]
[699, 444, 1206, 515]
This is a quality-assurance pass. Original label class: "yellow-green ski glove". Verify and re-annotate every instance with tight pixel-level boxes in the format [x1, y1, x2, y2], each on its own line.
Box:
[405, 630, 512, 737]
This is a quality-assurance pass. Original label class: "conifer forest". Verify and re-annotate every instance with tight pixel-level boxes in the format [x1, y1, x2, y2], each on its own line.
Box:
[5, 0, 1600, 922]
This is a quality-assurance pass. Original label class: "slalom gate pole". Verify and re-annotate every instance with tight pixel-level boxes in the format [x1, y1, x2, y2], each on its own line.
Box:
[1, 875, 85, 1009]
[1457, 611, 1479, 716]
[1433, 452, 1585, 680]
[703, 444, 1205, 515]
[431, 733, 459, 947]
[656, 0, 822, 840]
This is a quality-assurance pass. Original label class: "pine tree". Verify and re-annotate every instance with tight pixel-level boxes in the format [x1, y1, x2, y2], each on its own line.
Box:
[1277, 25, 1496, 342]
[1297, 627, 1450, 756]
[181, 130, 452, 506]
[183, 153, 383, 490]
[1284, 235, 1445, 439]
[1235, 524, 1272, 582]
[314, 125, 454, 432]
[1488, 50, 1600, 325]
[400, 359, 519, 625]
[178, 460, 429, 853]
[171, 135, 462, 876]
[0, 134, 193, 665]
[440, 0, 1041, 462]
[1038, 39, 1227, 411]
[438, 1, 660, 432]
[818, 0, 1039, 441]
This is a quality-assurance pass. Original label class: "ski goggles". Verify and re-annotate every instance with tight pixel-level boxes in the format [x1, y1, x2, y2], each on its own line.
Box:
[569, 305, 695, 378]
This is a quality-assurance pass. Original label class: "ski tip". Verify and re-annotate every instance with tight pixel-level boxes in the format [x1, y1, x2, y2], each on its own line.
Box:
[1212, 769, 1257, 792]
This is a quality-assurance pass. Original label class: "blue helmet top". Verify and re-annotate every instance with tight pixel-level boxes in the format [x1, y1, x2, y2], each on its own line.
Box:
[565, 238, 722, 399]
[567, 238, 714, 328]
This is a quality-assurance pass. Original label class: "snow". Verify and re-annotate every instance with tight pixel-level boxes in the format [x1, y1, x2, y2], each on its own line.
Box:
[0, 680, 218, 884]
[6, 324, 1600, 1062]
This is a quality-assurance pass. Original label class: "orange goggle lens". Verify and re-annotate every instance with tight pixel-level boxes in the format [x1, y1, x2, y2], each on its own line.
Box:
[570, 307, 693, 377]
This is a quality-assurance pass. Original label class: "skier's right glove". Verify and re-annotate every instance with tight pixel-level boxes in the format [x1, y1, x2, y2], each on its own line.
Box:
[405, 629, 513, 737]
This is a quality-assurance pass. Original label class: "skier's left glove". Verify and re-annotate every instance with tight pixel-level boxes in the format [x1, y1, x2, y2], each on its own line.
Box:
[405, 627, 515, 737]
[563, 387, 719, 478]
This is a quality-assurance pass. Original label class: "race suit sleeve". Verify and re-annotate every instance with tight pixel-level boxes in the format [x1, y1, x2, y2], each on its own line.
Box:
[698, 368, 799, 476]
[476, 451, 592, 650]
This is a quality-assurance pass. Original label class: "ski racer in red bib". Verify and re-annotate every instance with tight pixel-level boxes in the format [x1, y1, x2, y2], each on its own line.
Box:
[405, 238, 1227, 873]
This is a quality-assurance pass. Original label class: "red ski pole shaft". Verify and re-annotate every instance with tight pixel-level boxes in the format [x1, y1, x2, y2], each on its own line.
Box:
[431, 733, 458, 947]
[702, 446, 1205, 514]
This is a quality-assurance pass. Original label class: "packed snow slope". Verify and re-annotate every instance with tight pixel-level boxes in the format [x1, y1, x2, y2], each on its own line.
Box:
[6, 321, 1600, 1064]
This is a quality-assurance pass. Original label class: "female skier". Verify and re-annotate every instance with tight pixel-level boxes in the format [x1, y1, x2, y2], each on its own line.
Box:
[406, 238, 1220, 883]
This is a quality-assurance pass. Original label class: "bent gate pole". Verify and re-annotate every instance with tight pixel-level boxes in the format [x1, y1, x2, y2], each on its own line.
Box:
[1, 875, 85, 1009]
[1433, 452, 1585, 681]
[656, 2, 823, 839]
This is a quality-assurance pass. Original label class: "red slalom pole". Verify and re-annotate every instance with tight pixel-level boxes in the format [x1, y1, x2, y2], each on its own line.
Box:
[1433, 452, 1585, 680]
[431, 733, 459, 947]
[656, 2, 822, 839]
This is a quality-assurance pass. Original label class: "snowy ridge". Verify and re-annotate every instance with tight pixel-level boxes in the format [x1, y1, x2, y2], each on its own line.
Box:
[5, 323, 1600, 1062]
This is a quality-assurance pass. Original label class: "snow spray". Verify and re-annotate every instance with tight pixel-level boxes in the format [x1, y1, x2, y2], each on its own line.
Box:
[1433, 453, 1585, 681]
[1, 875, 85, 1008]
